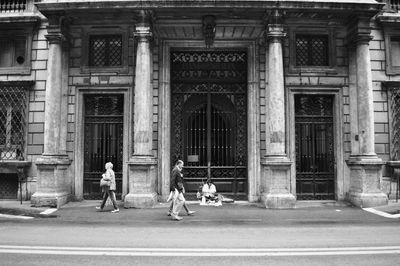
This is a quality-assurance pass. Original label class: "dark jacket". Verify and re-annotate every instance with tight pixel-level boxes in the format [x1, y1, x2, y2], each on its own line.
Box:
[170, 166, 184, 193]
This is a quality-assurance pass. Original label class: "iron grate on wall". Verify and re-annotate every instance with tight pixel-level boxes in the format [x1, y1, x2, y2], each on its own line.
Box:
[390, 86, 400, 161]
[0, 174, 18, 199]
[89, 35, 122, 67]
[0, 83, 28, 160]
[296, 35, 328, 66]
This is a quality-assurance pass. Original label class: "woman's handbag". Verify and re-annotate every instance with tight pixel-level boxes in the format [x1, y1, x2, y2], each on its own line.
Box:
[100, 177, 111, 187]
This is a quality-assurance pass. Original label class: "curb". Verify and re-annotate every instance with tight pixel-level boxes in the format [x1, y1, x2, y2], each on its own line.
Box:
[0, 207, 58, 218]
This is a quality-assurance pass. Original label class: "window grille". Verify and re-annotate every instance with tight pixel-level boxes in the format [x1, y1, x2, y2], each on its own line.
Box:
[296, 35, 328, 66]
[89, 35, 122, 67]
[390, 86, 400, 161]
[0, 83, 28, 160]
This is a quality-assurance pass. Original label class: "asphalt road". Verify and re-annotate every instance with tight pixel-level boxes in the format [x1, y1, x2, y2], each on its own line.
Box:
[0, 203, 399, 265]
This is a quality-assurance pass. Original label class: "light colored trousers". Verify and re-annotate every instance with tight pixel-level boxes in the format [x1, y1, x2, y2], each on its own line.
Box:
[172, 189, 185, 216]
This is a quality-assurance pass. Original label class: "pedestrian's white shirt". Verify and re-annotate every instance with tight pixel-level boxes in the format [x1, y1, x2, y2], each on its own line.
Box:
[202, 183, 216, 197]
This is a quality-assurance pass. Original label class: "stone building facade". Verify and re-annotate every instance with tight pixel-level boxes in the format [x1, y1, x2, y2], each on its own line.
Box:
[0, 0, 399, 208]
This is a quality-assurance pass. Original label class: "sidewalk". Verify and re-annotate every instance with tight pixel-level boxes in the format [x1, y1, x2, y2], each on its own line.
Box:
[1, 199, 400, 224]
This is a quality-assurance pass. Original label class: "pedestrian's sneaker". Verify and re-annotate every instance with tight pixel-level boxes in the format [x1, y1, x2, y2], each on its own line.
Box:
[111, 208, 119, 213]
[187, 210, 196, 215]
[167, 211, 172, 216]
[95, 206, 101, 210]
[171, 215, 183, 221]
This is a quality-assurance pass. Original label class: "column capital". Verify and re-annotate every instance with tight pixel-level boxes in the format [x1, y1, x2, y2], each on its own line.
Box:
[347, 15, 373, 47]
[134, 25, 152, 41]
[45, 33, 66, 44]
[134, 10, 153, 41]
[266, 24, 286, 42]
[353, 34, 373, 45]
[265, 9, 286, 42]
[45, 12, 70, 45]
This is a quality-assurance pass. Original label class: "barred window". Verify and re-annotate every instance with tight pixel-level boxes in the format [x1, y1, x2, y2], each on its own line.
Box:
[295, 35, 329, 66]
[0, 83, 28, 160]
[389, 86, 400, 160]
[89, 35, 122, 67]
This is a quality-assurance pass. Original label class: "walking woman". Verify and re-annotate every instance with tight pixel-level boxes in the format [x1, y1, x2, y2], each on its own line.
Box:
[96, 162, 119, 213]
[169, 160, 186, 220]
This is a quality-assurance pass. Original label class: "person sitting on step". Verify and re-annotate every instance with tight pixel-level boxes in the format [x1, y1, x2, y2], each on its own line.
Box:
[201, 179, 221, 206]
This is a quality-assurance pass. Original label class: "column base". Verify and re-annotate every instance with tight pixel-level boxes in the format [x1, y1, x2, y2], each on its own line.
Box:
[261, 193, 296, 209]
[124, 156, 158, 208]
[347, 191, 388, 208]
[31, 154, 71, 208]
[31, 191, 70, 208]
[346, 157, 388, 208]
[124, 192, 158, 208]
[261, 157, 294, 208]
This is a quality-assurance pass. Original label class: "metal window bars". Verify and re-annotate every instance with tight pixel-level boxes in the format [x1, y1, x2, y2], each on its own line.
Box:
[0, 83, 28, 160]
[89, 35, 122, 67]
[295, 35, 328, 67]
[388, 85, 400, 201]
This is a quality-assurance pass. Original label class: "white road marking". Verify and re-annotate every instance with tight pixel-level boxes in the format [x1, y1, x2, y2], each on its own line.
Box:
[0, 245, 399, 256]
[363, 207, 400, 219]
[40, 208, 58, 215]
[0, 214, 34, 220]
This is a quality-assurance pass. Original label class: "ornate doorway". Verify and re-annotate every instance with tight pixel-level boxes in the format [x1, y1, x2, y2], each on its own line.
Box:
[171, 51, 247, 200]
[83, 94, 123, 199]
[295, 95, 335, 200]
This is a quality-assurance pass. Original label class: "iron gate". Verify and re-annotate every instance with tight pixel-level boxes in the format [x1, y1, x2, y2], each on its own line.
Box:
[171, 51, 247, 200]
[83, 94, 123, 199]
[295, 95, 335, 200]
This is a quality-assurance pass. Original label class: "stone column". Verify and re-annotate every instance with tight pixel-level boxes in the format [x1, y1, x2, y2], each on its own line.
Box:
[125, 10, 158, 208]
[261, 10, 295, 209]
[31, 13, 71, 208]
[346, 17, 387, 207]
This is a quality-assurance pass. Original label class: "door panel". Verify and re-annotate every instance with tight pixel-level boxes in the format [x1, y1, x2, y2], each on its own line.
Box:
[83, 94, 123, 200]
[295, 95, 335, 200]
[171, 51, 247, 200]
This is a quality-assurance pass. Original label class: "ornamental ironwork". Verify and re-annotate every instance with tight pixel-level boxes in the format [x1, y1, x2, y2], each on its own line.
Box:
[83, 94, 124, 200]
[171, 51, 247, 200]
[295, 95, 335, 200]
